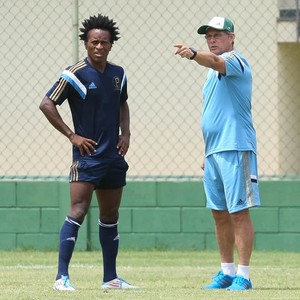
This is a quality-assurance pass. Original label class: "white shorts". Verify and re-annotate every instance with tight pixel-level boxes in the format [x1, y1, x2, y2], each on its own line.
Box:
[203, 151, 260, 213]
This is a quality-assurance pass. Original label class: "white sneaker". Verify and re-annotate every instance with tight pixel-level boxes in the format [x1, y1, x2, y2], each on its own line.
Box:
[53, 275, 75, 291]
[101, 277, 139, 289]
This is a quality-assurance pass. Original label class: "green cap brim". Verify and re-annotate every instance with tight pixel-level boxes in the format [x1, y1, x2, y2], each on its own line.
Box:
[197, 25, 211, 34]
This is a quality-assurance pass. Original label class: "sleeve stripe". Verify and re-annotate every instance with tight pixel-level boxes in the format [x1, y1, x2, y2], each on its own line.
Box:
[232, 53, 245, 73]
[49, 60, 87, 101]
[60, 70, 87, 100]
[121, 73, 127, 92]
[49, 78, 68, 101]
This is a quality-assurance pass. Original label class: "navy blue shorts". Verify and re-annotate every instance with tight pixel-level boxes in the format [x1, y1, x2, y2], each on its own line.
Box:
[69, 158, 129, 189]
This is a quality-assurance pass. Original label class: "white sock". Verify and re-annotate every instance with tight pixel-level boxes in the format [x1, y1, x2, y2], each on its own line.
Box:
[236, 264, 250, 280]
[221, 262, 235, 276]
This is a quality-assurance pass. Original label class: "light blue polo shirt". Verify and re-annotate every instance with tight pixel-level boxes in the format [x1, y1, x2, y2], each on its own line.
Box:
[201, 50, 257, 157]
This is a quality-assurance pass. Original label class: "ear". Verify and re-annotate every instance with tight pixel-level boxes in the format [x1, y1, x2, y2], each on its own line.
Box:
[107, 43, 113, 52]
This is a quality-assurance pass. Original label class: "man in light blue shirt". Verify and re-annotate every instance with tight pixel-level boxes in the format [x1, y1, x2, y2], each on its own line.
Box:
[174, 16, 260, 291]
[202, 50, 256, 156]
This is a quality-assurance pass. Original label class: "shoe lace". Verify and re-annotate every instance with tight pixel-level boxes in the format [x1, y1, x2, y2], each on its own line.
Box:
[213, 271, 233, 285]
[62, 276, 71, 287]
[118, 277, 128, 283]
[213, 271, 225, 281]
[233, 276, 249, 287]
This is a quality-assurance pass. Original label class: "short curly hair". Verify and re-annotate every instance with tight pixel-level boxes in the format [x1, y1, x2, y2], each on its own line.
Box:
[79, 14, 120, 44]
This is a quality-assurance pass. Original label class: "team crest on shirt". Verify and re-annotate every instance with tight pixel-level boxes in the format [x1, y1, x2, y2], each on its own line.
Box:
[112, 76, 121, 90]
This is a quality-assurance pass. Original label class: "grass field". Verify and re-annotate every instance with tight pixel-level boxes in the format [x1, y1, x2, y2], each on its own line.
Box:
[1, 249, 300, 299]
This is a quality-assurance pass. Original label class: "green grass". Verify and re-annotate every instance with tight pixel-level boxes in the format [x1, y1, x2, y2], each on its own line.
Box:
[0, 250, 300, 299]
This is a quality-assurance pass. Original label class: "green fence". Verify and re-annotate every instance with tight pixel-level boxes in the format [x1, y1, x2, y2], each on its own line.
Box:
[1, 181, 300, 252]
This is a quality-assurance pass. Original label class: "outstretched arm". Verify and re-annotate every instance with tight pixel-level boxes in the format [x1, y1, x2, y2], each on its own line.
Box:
[174, 44, 226, 74]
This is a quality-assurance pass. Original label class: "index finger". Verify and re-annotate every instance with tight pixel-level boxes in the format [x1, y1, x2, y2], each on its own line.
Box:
[173, 44, 183, 48]
[173, 44, 183, 55]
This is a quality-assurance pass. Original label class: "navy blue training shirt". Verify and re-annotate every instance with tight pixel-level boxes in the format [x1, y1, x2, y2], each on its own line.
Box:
[46, 58, 128, 160]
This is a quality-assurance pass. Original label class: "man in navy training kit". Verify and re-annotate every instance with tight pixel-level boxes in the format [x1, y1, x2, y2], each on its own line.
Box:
[174, 16, 260, 290]
[40, 14, 139, 291]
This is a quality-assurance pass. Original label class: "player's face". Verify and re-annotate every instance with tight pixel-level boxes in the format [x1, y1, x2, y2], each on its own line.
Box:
[85, 29, 112, 65]
[205, 28, 235, 55]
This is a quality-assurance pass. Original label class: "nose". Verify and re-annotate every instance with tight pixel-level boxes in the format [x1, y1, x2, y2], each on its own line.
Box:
[96, 42, 103, 49]
[208, 39, 216, 45]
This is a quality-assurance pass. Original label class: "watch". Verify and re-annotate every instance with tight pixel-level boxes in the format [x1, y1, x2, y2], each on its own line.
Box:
[189, 48, 197, 60]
